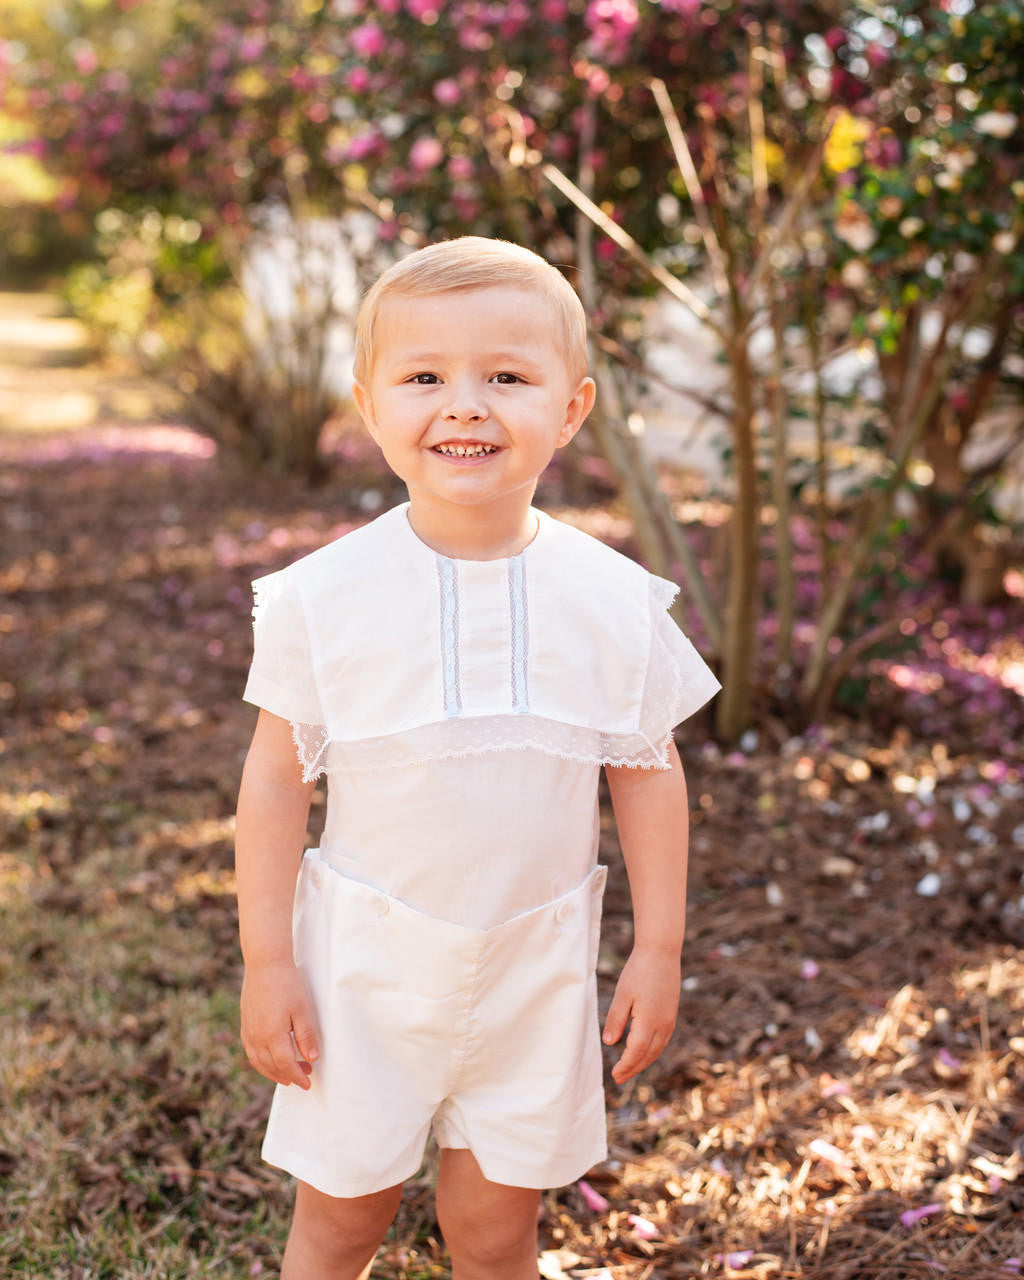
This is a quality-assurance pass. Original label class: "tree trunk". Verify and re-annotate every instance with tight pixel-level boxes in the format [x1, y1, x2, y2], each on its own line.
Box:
[769, 295, 794, 668]
[715, 327, 759, 741]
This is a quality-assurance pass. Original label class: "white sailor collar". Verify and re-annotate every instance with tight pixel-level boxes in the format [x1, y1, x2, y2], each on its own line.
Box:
[244, 502, 719, 777]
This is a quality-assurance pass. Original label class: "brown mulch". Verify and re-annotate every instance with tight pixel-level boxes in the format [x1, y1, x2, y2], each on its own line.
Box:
[1, 422, 1022, 1279]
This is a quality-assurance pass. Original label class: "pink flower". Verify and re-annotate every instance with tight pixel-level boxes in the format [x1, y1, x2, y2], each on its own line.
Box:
[447, 154, 474, 181]
[345, 133, 379, 161]
[289, 67, 315, 92]
[542, 0, 568, 18]
[351, 23, 386, 58]
[73, 45, 99, 75]
[347, 66, 370, 93]
[407, 0, 438, 19]
[584, 0, 638, 62]
[586, 65, 610, 95]
[458, 24, 491, 51]
[451, 196, 480, 222]
[238, 34, 265, 61]
[433, 77, 460, 106]
[409, 135, 444, 171]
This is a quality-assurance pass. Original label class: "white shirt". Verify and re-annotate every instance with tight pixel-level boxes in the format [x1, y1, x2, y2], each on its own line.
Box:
[243, 503, 720, 928]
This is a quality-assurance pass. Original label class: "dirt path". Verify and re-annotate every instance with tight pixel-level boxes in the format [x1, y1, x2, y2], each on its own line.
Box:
[0, 290, 170, 436]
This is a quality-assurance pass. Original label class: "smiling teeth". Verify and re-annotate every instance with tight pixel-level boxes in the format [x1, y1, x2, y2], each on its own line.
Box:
[435, 443, 497, 456]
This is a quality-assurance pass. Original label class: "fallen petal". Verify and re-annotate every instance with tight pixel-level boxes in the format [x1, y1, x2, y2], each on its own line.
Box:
[901, 1203, 943, 1227]
[628, 1214, 660, 1239]
[722, 1250, 754, 1268]
[577, 1179, 610, 1212]
[916, 872, 942, 897]
[809, 1138, 852, 1168]
[539, 1249, 581, 1279]
[819, 1074, 851, 1099]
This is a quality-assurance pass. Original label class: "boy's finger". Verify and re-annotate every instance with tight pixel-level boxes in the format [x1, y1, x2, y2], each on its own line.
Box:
[612, 1025, 656, 1082]
[271, 1033, 311, 1089]
[602, 993, 633, 1046]
[290, 1019, 320, 1066]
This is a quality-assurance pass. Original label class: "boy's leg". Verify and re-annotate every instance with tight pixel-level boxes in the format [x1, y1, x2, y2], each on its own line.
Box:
[282, 1179, 404, 1280]
[436, 1148, 542, 1280]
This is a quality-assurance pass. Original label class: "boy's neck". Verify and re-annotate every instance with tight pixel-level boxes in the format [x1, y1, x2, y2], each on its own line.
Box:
[405, 495, 540, 561]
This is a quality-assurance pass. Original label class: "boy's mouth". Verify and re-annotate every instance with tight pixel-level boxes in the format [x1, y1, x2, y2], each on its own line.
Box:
[432, 442, 499, 457]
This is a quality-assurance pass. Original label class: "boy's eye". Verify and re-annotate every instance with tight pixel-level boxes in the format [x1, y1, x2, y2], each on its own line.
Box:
[492, 372, 522, 385]
[409, 372, 439, 385]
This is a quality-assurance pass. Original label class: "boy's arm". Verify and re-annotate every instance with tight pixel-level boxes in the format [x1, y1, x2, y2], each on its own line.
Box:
[602, 739, 690, 1084]
[235, 709, 319, 1089]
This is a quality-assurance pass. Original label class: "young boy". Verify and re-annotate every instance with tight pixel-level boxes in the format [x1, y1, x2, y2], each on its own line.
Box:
[235, 237, 720, 1279]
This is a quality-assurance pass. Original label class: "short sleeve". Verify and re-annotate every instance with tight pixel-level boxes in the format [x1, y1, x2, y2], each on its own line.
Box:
[637, 575, 721, 760]
[243, 570, 329, 781]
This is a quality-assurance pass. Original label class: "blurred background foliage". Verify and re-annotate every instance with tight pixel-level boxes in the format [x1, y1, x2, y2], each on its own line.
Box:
[1, 0, 1021, 736]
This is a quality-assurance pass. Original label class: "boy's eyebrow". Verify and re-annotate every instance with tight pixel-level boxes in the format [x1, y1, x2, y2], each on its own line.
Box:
[387, 348, 548, 367]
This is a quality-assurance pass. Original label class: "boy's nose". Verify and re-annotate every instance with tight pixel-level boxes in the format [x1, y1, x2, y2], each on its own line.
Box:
[442, 381, 488, 422]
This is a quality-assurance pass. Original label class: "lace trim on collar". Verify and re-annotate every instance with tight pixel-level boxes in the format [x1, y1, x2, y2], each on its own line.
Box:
[288, 611, 718, 780]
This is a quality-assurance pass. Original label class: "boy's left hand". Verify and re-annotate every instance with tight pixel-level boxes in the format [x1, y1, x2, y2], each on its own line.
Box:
[602, 946, 681, 1084]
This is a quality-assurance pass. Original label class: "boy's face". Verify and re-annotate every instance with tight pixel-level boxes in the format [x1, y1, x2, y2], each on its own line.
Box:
[353, 285, 595, 523]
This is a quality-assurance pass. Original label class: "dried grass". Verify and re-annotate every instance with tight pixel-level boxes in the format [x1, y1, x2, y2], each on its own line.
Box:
[1, 439, 1022, 1277]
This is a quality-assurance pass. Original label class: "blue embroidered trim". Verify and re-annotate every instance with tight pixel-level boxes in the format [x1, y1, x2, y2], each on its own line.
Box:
[436, 555, 462, 717]
[508, 554, 530, 713]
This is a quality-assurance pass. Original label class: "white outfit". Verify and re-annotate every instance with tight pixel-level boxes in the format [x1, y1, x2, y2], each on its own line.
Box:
[242, 502, 720, 1193]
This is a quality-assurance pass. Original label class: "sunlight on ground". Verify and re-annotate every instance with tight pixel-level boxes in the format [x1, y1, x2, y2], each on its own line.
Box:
[0, 312, 91, 359]
[0, 383, 100, 431]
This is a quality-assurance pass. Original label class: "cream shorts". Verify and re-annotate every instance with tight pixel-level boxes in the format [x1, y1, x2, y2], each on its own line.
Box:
[261, 850, 609, 1197]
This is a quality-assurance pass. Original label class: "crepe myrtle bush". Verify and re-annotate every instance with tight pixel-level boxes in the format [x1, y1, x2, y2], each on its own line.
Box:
[5, 0, 1022, 733]
[818, 1, 1024, 615]
[0, 0, 840, 479]
[4, 1, 844, 268]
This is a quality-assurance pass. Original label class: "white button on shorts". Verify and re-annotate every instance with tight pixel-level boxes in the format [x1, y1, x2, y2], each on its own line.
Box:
[261, 850, 609, 1197]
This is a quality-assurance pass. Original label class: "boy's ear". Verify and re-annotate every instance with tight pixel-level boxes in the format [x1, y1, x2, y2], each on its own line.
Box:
[556, 375, 597, 448]
[352, 381, 380, 442]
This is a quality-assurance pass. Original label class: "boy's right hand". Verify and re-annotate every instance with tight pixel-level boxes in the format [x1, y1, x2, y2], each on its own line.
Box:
[240, 962, 320, 1089]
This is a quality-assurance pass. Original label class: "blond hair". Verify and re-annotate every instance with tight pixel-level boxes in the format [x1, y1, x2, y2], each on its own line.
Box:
[353, 236, 588, 385]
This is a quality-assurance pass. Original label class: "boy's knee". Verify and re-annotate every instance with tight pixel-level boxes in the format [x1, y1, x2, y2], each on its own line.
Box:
[440, 1201, 538, 1267]
[292, 1181, 401, 1262]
